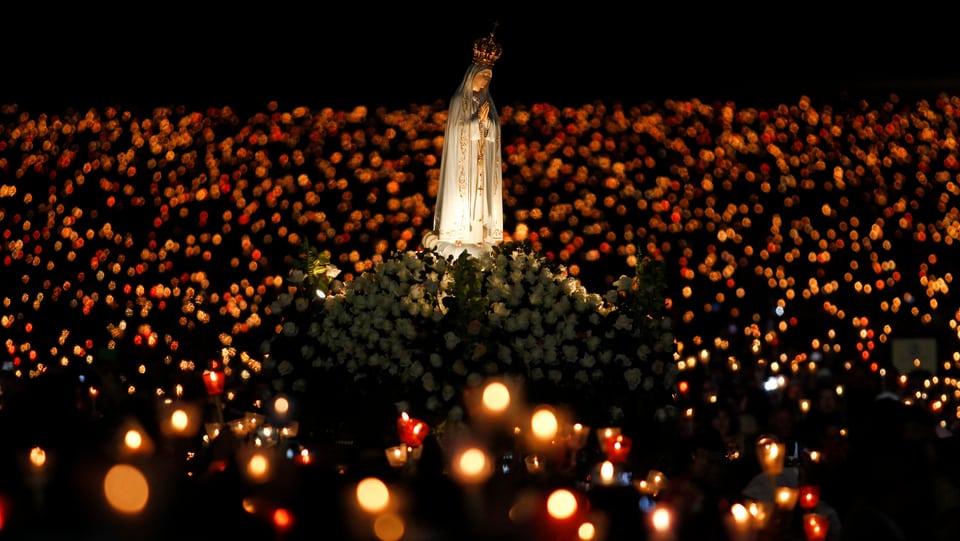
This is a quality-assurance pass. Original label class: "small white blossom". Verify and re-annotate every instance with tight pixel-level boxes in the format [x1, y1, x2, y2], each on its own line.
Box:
[609, 406, 624, 420]
[613, 314, 634, 330]
[580, 354, 596, 368]
[614, 275, 634, 291]
[497, 344, 513, 365]
[447, 405, 464, 422]
[407, 361, 424, 379]
[624, 367, 642, 390]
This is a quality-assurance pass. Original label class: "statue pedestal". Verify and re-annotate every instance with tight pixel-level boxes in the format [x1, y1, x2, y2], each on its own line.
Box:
[434, 241, 495, 260]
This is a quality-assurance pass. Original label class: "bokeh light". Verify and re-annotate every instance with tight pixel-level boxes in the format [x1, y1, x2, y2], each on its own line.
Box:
[102, 463, 149, 515]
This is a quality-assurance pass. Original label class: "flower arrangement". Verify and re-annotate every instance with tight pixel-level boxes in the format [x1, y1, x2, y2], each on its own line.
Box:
[261, 240, 678, 446]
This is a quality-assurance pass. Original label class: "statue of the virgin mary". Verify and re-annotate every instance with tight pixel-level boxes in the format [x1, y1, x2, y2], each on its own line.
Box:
[429, 26, 504, 259]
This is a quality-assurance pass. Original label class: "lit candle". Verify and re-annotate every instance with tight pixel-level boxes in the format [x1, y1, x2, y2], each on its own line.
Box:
[802, 513, 829, 541]
[775, 486, 799, 511]
[596, 427, 621, 447]
[202, 369, 225, 396]
[798, 485, 820, 511]
[397, 412, 429, 447]
[280, 421, 299, 438]
[204, 422, 221, 441]
[598, 460, 616, 485]
[604, 434, 632, 463]
[384, 445, 408, 468]
[529, 406, 560, 448]
[202, 368, 226, 425]
[451, 446, 493, 486]
[566, 423, 590, 451]
[28, 446, 47, 471]
[722, 503, 752, 541]
[294, 447, 312, 465]
[755, 435, 785, 476]
[481, 380, 511, 415]
[746, 500, 772, 529]
[645, 469, 667, 497]
[648, 504, 675, 541]
[89, 386, 99, 417]
[634, 479, 652, 495]
[524, 454, 544, 473]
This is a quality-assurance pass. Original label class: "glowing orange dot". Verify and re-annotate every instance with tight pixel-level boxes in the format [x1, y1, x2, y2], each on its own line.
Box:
[273, 508, 294, 531]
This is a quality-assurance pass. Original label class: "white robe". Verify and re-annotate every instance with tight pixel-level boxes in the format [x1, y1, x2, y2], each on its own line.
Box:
[433, 63, 503, 258]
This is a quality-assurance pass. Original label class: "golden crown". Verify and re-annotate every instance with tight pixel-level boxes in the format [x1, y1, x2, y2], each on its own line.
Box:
[472, 24, 502, 67]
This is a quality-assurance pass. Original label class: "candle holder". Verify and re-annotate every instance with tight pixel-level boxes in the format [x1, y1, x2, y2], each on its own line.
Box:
[397, 412, 429, 447]
[755, 434, 785, 477]
[603, 434, 633, 464]
[802, 512, 829, 541]
[385, 444, 409, 468]
[202, 367, 226, 425]
[774, 486, 799, 511]
[564, 422, 591, 451]
[798, 485, 820, 511]
[589, 459, 632, 487]
[596, 427, 621, 448]
[746, 499, 773, 530]
[723, 503, 757, 541]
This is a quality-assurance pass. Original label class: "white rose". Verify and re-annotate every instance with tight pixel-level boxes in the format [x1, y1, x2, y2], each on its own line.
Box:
[614, 314, 634, 330]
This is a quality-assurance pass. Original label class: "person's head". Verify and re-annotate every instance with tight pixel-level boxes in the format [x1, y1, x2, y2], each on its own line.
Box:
[472, 69, 492, 93]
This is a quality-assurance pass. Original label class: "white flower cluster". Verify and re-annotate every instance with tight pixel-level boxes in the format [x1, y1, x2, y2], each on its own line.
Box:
[264, 243, 677, 426]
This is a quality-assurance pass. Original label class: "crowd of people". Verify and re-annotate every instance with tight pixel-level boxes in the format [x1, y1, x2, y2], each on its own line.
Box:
[1, 88, 960, 540]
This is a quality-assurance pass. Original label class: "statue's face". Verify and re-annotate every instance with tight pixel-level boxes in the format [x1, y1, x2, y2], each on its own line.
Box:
[472, 69, 493, 93]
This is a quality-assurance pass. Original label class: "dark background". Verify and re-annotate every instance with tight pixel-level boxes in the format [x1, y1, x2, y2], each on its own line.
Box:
[5, 5, 960, 112]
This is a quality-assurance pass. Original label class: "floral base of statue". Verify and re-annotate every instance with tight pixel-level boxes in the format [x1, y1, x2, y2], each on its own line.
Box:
[264, 240, 678, 454]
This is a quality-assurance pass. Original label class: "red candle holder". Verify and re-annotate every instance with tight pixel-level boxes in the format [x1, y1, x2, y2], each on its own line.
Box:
[397, 412, 429, 447]
[798, 485, 820, 511]
[202, 369, 225, 396]
[802, 512, 829, 541]
[603, 434, 632, 463]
